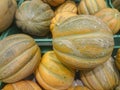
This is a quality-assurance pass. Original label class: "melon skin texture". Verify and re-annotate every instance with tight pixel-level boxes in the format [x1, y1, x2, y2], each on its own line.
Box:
[115, 49, 120, 70]
[80, 57, 120, 90]
[2, 80, 42, 90]
[36, 51, 75, 90]
[52, 15, 114, 70]
[115, 83, 120, 90]
[78, 0, 107, 15]
[95, 8, 120, 34]
[55, 0, 77, 15]
[50, 12, 77, 32]
[16, 0, 54, 36]
[0, 34, 41, 83]
[0, 0, 17, 33]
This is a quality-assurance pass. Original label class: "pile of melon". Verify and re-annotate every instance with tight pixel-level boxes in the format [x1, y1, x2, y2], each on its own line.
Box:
[0, 0, 120, 90]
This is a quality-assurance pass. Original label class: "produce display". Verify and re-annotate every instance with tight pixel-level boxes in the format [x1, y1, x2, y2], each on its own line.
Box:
[0, 0, 120, 90]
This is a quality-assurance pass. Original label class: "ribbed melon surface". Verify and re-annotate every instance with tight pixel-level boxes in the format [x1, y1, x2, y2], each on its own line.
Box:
[0, 34, 41, 83]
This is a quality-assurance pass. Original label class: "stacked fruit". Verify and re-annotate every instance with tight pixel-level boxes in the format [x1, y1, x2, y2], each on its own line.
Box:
[0, 0, 120, 90]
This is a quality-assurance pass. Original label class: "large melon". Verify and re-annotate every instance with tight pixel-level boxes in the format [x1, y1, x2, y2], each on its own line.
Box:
[0, 34, 41, 83]
[80, 57, 119, 90]
[16, 0, 54, 36]
[52, 15, 114, 70]
[35, 51, 75, 90]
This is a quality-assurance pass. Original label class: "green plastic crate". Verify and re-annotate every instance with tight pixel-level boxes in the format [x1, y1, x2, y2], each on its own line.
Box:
[108, 0, 114, 8]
